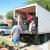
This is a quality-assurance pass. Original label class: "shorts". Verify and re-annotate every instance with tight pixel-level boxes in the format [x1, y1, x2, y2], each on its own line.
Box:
[12, 37, 20, 45]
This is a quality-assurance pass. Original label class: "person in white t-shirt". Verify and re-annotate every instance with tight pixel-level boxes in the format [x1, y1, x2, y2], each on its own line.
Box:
[10, 23, 22, 50]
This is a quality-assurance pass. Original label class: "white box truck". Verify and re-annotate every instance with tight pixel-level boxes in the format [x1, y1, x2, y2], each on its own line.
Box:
[13, 3, 50, 44]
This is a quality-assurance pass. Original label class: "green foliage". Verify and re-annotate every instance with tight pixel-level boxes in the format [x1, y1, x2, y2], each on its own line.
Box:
[0, 36, 13, 46]
[6, 11, 13, 20]
[27, 0, 50, 11]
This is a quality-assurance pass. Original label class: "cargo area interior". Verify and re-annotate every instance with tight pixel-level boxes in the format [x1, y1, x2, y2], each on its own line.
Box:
[15, 6, 38, 34]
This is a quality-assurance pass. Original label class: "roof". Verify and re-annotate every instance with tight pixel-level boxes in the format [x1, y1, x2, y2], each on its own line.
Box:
[14, 3, 50, 17]
[14, 3, 37, 10]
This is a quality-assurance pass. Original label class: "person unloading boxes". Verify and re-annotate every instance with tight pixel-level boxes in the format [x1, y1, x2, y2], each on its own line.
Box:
[26, 13, 33, 31]
[26, 13, 35, 32]
[10, 22, 22, 50]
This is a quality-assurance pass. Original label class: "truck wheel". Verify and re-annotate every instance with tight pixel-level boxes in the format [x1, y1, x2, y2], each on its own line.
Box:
[1, 31, 4, 36]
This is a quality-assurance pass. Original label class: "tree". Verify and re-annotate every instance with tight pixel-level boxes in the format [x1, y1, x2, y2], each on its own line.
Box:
[6, 11, 13, 20]
[27, 0, 50, 11]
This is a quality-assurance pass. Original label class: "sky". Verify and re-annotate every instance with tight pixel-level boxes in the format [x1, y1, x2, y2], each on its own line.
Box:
[0, 0, 27, 16]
